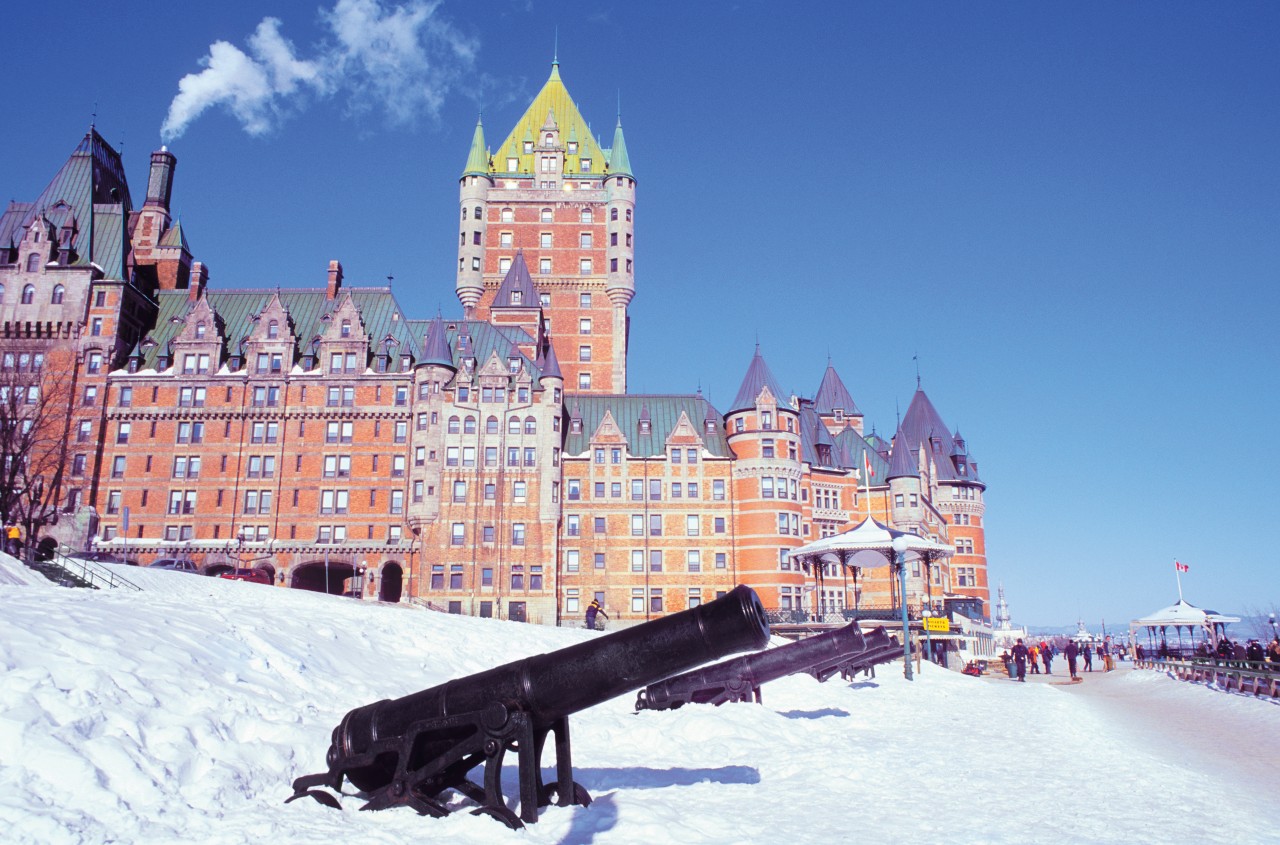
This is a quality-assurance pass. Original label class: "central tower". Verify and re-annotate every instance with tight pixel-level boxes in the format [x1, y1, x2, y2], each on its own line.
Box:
[456, 61, 635, 394]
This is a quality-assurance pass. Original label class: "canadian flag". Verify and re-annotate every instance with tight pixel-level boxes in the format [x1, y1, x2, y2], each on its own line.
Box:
[1175, 561, 1189, 573]
[863, 450, 875, 479]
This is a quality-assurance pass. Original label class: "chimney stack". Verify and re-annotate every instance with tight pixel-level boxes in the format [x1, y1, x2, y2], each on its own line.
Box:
[327, 260, 343, 300]
[146, 147, 178, 211]
[189, 261, 208, 301]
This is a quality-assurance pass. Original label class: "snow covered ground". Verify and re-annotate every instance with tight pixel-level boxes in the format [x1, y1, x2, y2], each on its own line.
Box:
[1, 554, 1276, 845]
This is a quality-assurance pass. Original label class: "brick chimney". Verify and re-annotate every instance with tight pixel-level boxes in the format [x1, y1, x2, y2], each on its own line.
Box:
[189, 261, 209, 302]
[327, 260, 343, 300]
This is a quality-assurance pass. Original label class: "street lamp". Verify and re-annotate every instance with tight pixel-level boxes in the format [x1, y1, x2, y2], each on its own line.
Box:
[892, 535, 911, 681]
[922, 608, 933, 668]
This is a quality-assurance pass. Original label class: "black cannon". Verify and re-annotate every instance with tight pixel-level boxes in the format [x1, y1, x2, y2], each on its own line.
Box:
[635, 620, 892, 711]
[804, 625, 900, 682]
[287, 584, 769, 828]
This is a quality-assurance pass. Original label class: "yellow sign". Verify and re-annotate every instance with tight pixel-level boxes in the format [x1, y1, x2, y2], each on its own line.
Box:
[923, 617, 950, 633]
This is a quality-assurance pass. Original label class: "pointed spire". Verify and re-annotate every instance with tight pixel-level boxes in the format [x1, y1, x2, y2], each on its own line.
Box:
[493, 250, 539, 308]
[539, 337, 562, 381]
[730, 345, 787, 414]
[463, 115, 488, 177]
[420, 313, 454, 369]
[608, 117, 633, 178]
[814, 362, 860, 416]
[886, 431, 920, 482]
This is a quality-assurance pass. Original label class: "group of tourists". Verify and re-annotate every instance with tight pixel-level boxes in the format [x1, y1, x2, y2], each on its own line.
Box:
[1137, 636, 1280, 667]
[1000, 638, 1117, 682]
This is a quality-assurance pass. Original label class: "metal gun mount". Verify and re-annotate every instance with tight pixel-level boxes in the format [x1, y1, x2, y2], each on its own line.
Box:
[635, 622, 899, 711]
[287, 584, 769, 828]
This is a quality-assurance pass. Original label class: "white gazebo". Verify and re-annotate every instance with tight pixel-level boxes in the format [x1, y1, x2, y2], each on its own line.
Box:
[789, 516, 953, 680]
[1129, 599, 1240, 658]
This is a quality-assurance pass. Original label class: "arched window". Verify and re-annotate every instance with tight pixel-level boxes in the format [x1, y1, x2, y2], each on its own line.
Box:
[195, 321, 206, 339]
[267, 320, 279, 339]
[26, 254, 41, 273]
[486, 415, 499, 434]
[0, 283, 5, 302]
[508, 416, 521, 434]
[524, 416, 537, 434]
[545, 133, 554, 145]
[610, 208, 618, 221]
[447, 416, 460, 434]
[463, 416, 476, 434]
[50, 285, 65, 304]
[21, 285, 35, 304]
[626, 209, 632, 222]
[580, 208, 593, 223]
[500, 208, 513, 223]
[540, 208, 553, 223]
[473, 206, 482, 220]
[340, 320, 351, 338]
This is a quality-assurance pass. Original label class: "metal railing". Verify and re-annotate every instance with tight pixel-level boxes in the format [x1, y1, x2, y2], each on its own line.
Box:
[1136, 656, 1280, 699]
[764, 602, 919, 626]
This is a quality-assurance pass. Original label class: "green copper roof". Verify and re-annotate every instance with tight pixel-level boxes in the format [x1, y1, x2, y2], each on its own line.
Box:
[462, 117, 489, 177]
[607, 119, 633, 178]
[156, 217, 191, 251]
[564, 394, 730, 458]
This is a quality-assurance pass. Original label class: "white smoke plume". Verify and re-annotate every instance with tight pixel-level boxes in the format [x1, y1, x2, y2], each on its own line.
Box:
[161, 0, 477, 141]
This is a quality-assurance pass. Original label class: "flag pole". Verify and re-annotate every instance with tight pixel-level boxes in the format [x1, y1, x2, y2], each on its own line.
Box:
[1175, 561, 1183, 602]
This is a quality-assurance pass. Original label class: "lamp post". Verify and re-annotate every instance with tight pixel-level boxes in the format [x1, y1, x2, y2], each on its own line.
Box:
[893, 535, 912, 681]
[922, 608, 933, 668]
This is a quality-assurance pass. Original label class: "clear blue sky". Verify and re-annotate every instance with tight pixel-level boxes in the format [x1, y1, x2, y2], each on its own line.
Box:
[4, 2, 1277, 627]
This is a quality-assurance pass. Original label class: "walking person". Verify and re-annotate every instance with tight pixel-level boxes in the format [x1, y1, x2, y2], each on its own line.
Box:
[584, 597, 609, 631]
[1012, 638, 1029, 682]
[1082, 643, 1093, 672]
[1065, 640, 1080, 680]
[1040, 640, 1052, 675]
[1028, 643, 1041, 674]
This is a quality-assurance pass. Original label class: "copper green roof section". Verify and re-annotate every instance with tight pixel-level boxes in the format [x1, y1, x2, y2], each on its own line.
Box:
[462, 116, 489, 177]
[563, 394, 731, 458]
[157, 217, 190, 251]
[492, 63, 607, 176]
[606, 119, 633, 178]
[139, 287, 415, 370]
[833, 426, 890, 481]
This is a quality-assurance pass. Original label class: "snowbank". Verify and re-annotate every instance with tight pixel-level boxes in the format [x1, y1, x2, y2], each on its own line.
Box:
[0, 575, 1276, 844]
[0, 551, 54, 588]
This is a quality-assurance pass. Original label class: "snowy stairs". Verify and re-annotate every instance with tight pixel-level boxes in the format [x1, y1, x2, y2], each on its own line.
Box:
[25, 558, 96, 589]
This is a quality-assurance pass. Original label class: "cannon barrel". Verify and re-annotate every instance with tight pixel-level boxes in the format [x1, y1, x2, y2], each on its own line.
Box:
[332, 584, 769, 790]
[636, 620, 871, 710]
[807, 626, 899, 682]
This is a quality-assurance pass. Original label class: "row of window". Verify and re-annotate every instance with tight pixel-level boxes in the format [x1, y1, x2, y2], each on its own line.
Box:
[430, 564, 544, 592]
[106, 383, 413, 410]
[564, 549, 729, 573]
[444, 445, 548, 468]
[451, 522, 531, 546]
[566, 478, 727, 501]
[105, 485, 409, 517]
[103, 451, 410, 480]
[3, 280, 67, 303]
[98, 522, 408, 544]
[469, 206, 632, 224]
[0, 352, 45, 372]
[110, 415, 413, 447]
[446, 415, 538, 435]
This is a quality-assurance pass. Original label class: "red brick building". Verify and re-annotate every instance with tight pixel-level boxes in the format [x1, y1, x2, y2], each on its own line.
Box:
[0, 62, 989, 622]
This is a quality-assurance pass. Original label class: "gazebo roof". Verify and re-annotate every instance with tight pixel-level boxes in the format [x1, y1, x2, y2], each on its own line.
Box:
[1130, 599, 1239, 629]
[789, 516, 953, 570]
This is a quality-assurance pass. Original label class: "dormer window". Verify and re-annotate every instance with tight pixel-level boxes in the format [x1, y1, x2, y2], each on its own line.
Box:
[26, 254, 40, 273]
[571, 417, 582, 433]
[195, 321, 206, 339]
[510, 290, 522, 305]
[267, 320, 279, 339]
[545, 133, 554, 145]
[51, 285, 65, 304]
[340, 320, 351, 338]
[506, 157, 518, 171]
[834, 409, 844, 421]
[761, 411, 773, 430]
[568, 141, 578, 154]
[579, 159, 592, 173]
[508, 357, 520, 374]
[524, 141, 533, 153]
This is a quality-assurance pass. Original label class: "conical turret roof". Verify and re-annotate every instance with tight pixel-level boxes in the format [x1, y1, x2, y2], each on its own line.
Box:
[814, 363, 860, 416]
[607, 118, 633, 178]
[493, 63, 607, 176]
[462, 116, 489, 177]
[420, 314, 454, 369]
[538, 337, 562, 381]
[730, 346, 788, 414]
[886, 431, 920, 482]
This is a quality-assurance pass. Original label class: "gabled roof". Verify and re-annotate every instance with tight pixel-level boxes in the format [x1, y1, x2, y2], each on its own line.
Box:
[139, 287, 414, 370]
[833, 426, 890, 482]
[492, 251, 539, 308]
[491, 63, 608, 177]
[730, 346, 788, 413]
[886, 432, 920, 482]
[564, 394, 731, 458]
[814, 363, 860, 417]
[156, 217, 191, 251]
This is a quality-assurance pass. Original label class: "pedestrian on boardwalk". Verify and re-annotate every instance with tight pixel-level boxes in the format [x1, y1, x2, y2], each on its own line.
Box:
[1267, 638, 1280, 665]
[1012, 638, 1029, 682]
[1000, 650, 1013, 678]
[1083, 643, 1093, 672]
[1064, 640, 1080, 680]
[1215, 638, 1230, 659]
[1232, 641, 1247, 661]
[1246, 640, 1264, 664]
[1040, 640, 1053, 675]
[1028, 643, 1041, 674]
